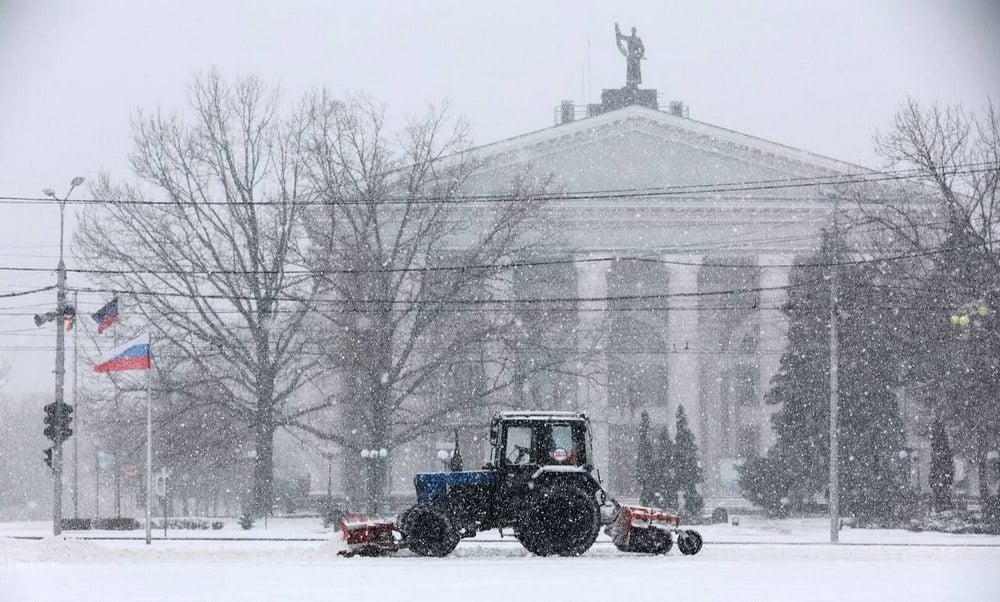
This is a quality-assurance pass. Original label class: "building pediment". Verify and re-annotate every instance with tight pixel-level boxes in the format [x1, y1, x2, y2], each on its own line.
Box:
[465, 105, 863, 196]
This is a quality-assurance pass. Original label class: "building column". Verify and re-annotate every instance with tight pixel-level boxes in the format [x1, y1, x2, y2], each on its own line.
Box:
[666, 256, 702, 442]
[575, 256, 611, 487]
[758, 255, 792, 451]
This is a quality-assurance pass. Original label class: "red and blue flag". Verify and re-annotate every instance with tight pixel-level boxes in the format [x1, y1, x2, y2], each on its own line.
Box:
[91, 298, 119, 334]
[94, 333, 151, 373]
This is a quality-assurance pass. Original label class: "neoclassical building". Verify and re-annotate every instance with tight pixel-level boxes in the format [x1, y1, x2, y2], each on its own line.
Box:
[445, 100, 860, 499]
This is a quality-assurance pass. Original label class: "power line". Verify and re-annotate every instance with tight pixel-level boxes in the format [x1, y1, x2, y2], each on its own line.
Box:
[62, 280, 814, 306]
[5, 243, 987, 310]
[0, 303, 970, 323]
[0, 162, 994, 207]
[0, 238, 989, 278]
[0, 285, 56, 299]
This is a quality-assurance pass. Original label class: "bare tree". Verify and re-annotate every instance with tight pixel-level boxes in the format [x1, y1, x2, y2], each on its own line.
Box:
[861, 98, 1000, 516]
[0, 392, 55, 520]
[81, 351, 253, 518]
[291, 95, 573, 511]
[76, 72, 323, 516]
[868, 98, 999, 269]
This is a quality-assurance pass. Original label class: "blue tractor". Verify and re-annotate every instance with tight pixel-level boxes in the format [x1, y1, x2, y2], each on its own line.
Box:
[397, 411, 605, 557]
[343, 411, 701, 557]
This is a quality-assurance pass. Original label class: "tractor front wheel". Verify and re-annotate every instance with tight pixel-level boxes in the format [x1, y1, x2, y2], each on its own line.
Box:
[517, 483, 601, 556]
[677, 529, 703, 555]
[402, 504, 460, 557]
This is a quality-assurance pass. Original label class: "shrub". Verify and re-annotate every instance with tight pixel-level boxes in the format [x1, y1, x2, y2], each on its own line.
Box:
[61, 518, 92, 530]
[94, 517, 141, 530]
[238, 512, 254, 530]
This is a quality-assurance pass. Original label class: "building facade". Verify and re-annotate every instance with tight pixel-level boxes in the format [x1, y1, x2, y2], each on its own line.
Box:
[450, 103, 861, 499]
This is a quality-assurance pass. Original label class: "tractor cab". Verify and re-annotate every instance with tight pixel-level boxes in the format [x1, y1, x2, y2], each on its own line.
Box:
[489, 411, 594, 470]
[484, 411, 602, 532]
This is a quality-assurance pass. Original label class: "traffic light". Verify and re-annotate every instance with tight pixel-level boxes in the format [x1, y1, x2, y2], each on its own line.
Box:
[61, 404, 73, 440]
[44, 448, 53, 470]
[44, 403, 57, 432]
[43, 402, 74, 443]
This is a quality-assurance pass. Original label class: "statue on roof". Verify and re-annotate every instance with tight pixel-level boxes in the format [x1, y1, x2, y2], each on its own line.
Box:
[615, 22, 646, 88]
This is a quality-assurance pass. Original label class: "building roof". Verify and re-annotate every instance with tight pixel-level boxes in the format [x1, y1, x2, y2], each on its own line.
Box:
[464, 104, 867, 182]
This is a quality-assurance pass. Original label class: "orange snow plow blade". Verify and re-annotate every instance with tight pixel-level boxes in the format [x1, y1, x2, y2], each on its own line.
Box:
[605, 503, 703, 555]
[338, 514, 399, 557]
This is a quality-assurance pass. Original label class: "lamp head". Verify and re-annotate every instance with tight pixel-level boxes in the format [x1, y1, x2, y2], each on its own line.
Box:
[42, 188, 56, 198]
[70, 176, 85, 187]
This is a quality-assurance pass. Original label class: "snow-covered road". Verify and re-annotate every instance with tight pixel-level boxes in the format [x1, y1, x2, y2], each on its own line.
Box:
[2, 518, 999, 601]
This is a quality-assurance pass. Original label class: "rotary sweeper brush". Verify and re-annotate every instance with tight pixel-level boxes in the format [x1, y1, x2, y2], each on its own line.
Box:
[338, 411, 703, 558]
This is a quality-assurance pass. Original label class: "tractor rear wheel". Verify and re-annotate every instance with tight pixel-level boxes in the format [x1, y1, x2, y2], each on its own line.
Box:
[402, 504, 460, 557]
[517, 483, 601, 556]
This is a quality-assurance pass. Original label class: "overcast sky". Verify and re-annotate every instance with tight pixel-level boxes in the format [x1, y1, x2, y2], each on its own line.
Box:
[1, 0, 998, 393]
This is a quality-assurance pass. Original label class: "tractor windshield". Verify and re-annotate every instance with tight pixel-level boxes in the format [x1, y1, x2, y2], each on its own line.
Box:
[500, 421, 588, 467]
[505, 425, 533, 464]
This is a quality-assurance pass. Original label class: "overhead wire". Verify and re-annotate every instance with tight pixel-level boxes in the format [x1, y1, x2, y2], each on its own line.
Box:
[1, 166, 993, 331]
[0, 161, 994, 207]
[0, 233, 989, 278]
[0, 285, 56, 299]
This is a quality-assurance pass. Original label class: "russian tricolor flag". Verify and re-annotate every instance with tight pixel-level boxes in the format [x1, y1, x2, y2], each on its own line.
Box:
[91, 298, 119, 334]
[95, 333, 151, 373]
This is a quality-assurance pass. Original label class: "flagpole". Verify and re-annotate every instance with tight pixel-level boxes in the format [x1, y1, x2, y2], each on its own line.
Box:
[96, 324, 117, 527]
[112, 321, 120, 518]
[145, 333, 152, 545]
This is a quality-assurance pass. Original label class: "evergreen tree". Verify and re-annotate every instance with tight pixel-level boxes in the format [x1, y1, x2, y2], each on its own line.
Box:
[740, 231, 910, 518]
[651, 426, 677, 508]
[673, 405, 704, 517]
[837, 261, 910, 518]
[929, 417, 955, 512]
[636, 411, 655, 505]
[908, 230, 1000, 516]
[762, 246, 832, 507]
[737, 453, 794, 517]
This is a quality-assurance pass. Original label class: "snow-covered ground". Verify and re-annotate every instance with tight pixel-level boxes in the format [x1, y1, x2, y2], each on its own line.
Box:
[2, 517, 999, 601]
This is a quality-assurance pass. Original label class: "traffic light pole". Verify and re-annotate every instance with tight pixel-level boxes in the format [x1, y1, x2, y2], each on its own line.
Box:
[829, 204, 841, 544]
[45, 177, 82, 537]
[73, 290, 79, 519]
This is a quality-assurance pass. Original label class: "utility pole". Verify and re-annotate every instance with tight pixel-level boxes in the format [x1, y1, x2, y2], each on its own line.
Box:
[43, 176, 84, 536]
[73, 290, 80, 518]
[829, 202, 841, 544]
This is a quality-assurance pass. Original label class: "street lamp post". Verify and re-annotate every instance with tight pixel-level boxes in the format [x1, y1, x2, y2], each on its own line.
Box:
[828, 203, 841, 544]
[436, 429, 464, 472]
[436, 448, 453, 471]
[321, 449, 336, 512]
[42, 176, 84, 537]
